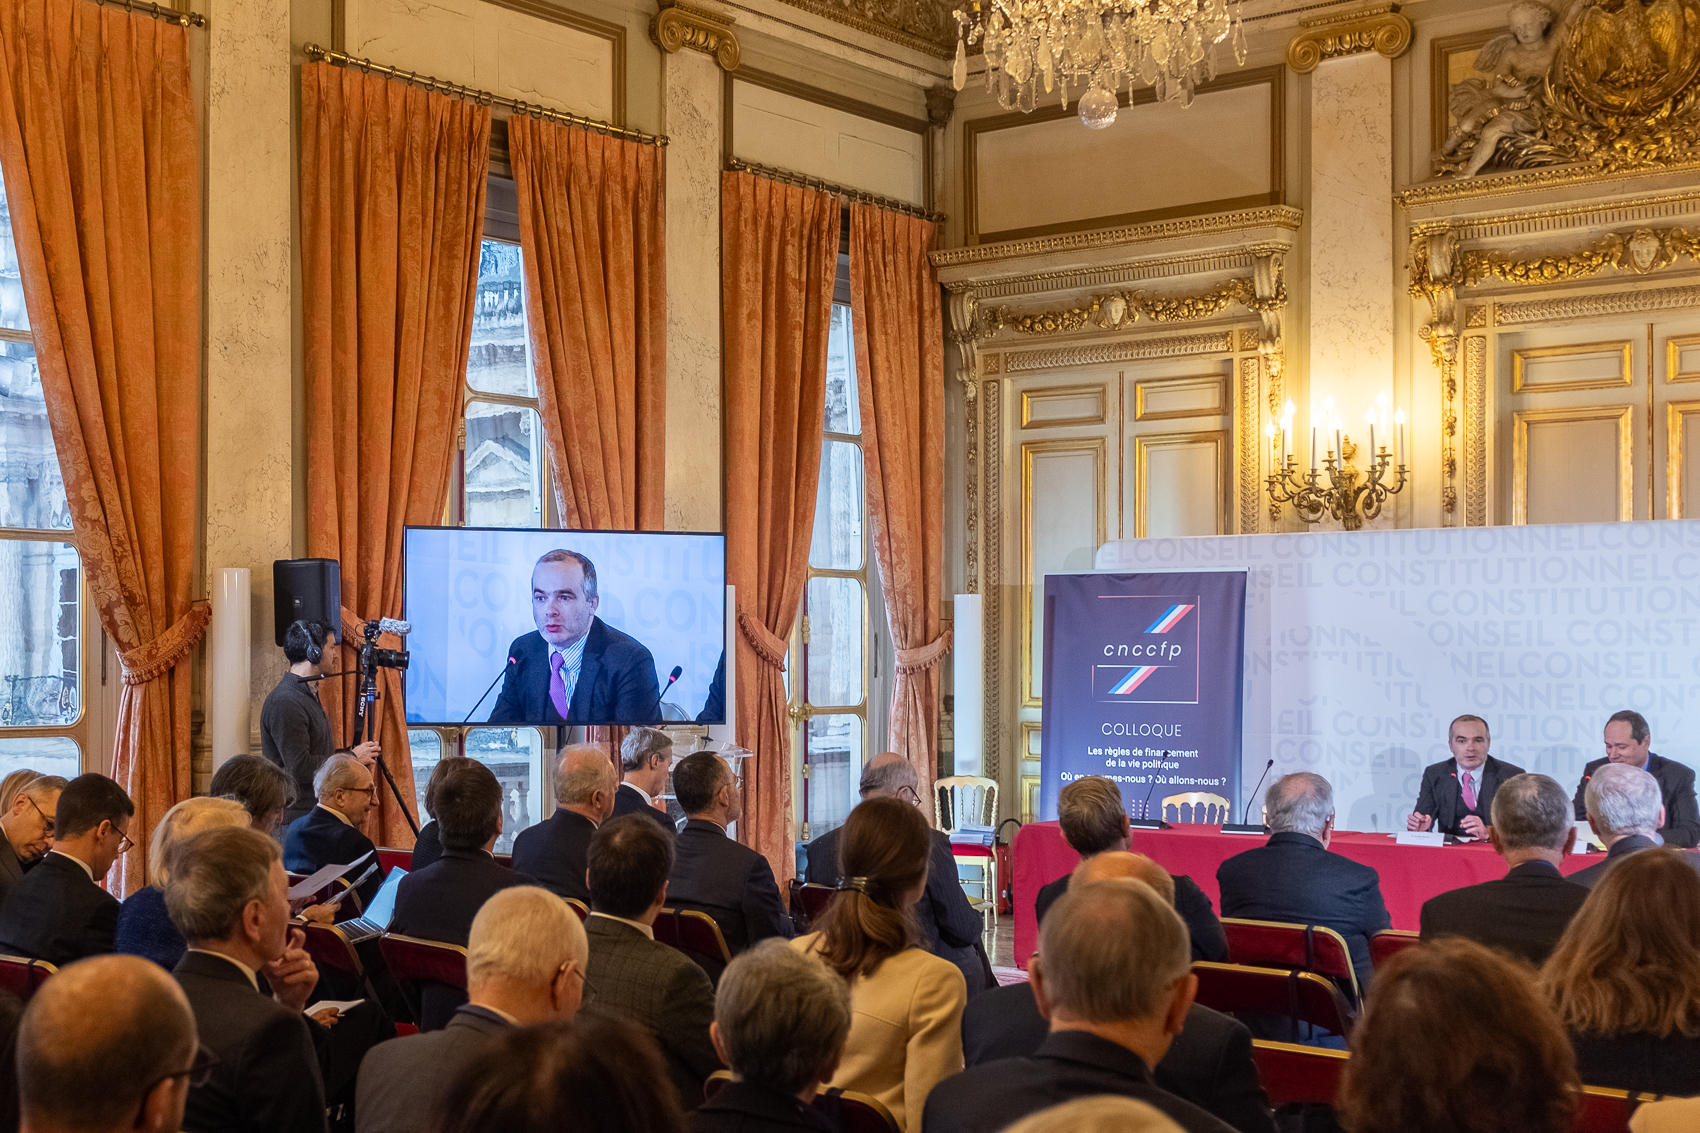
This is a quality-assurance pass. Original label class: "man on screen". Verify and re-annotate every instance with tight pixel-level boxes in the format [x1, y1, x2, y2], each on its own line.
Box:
[488, 550, 662, 725]
[1407, 714, 1524, 840]
[1570, 709, 1700, 848]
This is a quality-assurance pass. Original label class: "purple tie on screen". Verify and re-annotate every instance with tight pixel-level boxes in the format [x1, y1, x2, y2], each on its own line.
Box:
[549, 651, 571, 718]
[1462, 770, 1477, 812]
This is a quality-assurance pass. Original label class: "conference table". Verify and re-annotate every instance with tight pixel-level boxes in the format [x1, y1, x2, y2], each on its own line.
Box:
[1009, 820, 1609, 969]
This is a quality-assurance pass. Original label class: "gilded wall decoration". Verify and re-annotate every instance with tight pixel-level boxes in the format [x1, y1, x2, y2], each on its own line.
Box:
[771, 0, 955, 57]
[1464, 337, 1489, 526]
[650, 2, 740, 69]
[983, 276, 1283, 338]
[1286, 3, 1412, 74]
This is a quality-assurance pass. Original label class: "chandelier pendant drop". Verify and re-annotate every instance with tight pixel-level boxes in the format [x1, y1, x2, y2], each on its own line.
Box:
[951, 0, 1246, 127]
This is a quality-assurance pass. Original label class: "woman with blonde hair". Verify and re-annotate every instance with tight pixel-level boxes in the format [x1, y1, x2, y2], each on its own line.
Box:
[1540, 848, 1700, 1095]
[790, 797, 965, 1133]
[114, 796, 253, 968]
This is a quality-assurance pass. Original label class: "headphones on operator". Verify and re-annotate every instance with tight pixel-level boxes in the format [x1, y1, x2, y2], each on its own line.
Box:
[293, 620, 329, 667]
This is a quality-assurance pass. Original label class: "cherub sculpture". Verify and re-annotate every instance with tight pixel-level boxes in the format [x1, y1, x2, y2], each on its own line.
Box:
[1441, 0, 1585, 176]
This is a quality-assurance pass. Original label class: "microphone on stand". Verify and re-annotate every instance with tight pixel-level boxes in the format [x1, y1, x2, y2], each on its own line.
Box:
[377, 617, 412, 636]
[1224, 759, 1275, 834]
[463, 656, 517, 725]
[662, 665, 683, 694]
[1129, 752, 1173, 830]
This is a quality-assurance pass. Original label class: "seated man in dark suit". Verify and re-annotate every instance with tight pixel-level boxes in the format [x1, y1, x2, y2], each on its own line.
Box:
[166, 825, 328, 1133]
[923, 879, 1236, 1133]
[488, 549, 662, 725]
[356, 885, 588, 1133]
[511, 745, 616, 903]
[1217, 772, 1390, 995]
[1407, 714, 1524, 840]
[1032, 776, 1226, 963]
[0, 772, 132, 964]
[0, 772, 65, 911]
[961, 852, 1273, 1133]
[668, 752, 793, 970]
[1419, 773, 1588, 965]
[282, 752, 382, 914]
[614, 727, 677, 834]
[1572, 709, 1700, 848]
[1570, 762, 1700, 887]
[16, 953, 202, 1133]
[583, 815, 722, 1108]
[806, 753, 990, 994]
[695, 940, 849, 1133]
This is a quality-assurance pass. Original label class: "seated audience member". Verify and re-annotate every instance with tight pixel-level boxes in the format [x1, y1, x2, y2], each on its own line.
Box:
[0, 772, 65, 909]
[1032, 776, 1225, 963]
[166, 826, 328, 1133]
[1541, 848, 1700, 1096]
[1568, 762, 1700, 887]
[0, 773, 133, 964]
[208, 755, 294, 838]
[793, 797, 965, 1133]
[116, 797, 251, 970]
[391, 760, 538, 1028]
[410, 758, 478, 872]
[1407, 714, 1523, 839]
[283, 752, 382, 913]
[1572, 709, 1700, 848]
[962, 853, 1272, 1133]
[1631, 1097, 1700, 1132]
[357, 886, 588, 1133]
[584, 814, 722, 1107]
[511, 745, 616, 903]
[1418, 773, 1588, 964]
[1003, 1098, 1186, 1133]
[807, 754, 990, 996]
[616, 727, 678, 833]
[670, 752, 793, 968]
[431, 1015, 685, 1133]
[17, 954, 204, 1133]
[1340, 937, 1578, 1133]
[923, 879, 1232, 1133]
[693, 940, 851, 1133]
[1216, 772, 1389, 993]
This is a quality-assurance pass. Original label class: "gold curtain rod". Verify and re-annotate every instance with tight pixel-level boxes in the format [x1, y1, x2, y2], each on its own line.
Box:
[301, 44, 667, 148]
[727, 158, 945, 224]
[91, 0, 205, 28]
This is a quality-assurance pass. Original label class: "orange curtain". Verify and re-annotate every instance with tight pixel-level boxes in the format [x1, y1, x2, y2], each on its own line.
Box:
[300, 64, 490, 847]
[848, 205, 947, 802]
[0, 0, 203, 895]
[723, 172, 836, 887]
[510, 116, 666, 532]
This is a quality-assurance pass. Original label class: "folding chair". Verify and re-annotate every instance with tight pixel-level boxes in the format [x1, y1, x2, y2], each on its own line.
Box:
[1250, 1039, 1350, 1107]
[1369, 929, 1420, 970]
[1191, 961, 1356, 1039]
[1222, 917, 1361, 1004]
[0, 954, 54, 1002]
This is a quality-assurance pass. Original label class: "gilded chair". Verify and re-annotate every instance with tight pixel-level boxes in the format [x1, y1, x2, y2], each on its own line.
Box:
[1161, 790, 1232, 825]
[934, 776, 999, 930]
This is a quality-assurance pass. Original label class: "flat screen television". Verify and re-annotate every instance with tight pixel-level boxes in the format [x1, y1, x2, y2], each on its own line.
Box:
[403, 526, 727, 726]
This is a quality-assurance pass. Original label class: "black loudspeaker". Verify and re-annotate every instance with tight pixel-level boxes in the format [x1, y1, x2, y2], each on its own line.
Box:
[273, 559, 342, 647]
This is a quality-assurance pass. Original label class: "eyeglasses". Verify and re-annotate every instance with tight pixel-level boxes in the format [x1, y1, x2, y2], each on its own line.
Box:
[559, 960, 593, 1005]
[896, 785, 923, 808]
[141, 1043, 219, 1100]
[25, 795, 53, 835]
[111, 824, 135, 855]
[341, 786, 376, 797]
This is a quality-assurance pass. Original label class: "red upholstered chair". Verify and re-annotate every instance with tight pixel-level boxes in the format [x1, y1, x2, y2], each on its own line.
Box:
[1369, 929, 1421, 970]
[796, 884, 837, 923]
[375, 847, 412, 874]
[297, 921, 364, 979]
[1250, 1039, 1350, 1108]
[705, 1071, 732, 1100]
[379, 933, 468, 1012]
[1573, 1086, 1637, 1133]
[653, 908, 733, 969]
[705, 1073, 896, 1133]
[0, 955, 54, 1002]
[493, 853, 512, 869]
[564, 897, 589, 921]
[1191, 961, 1356, 1038]
[1222, 917, 1362, 1004]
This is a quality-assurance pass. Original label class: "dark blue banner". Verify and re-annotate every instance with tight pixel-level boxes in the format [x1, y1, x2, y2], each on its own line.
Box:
[1040, 571, 1247, 824]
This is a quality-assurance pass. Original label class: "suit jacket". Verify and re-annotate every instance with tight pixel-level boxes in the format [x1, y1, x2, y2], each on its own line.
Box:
[174, 950, 327, 1133]
[1572, 1028, 1700, 1097]
[922, 1030, 1237, 1133]
[1413, 755, 1525, 837]
[691, 1080, 834, 1133]
[1418, 859, 1589, 965]
[283, 806, 382, 915]
[614, 782, 676, 834]
[410, 821, 443, 871]
[0, 851, 119, 964]
[0, 839, 25, 912]
[1574, 753, 1700, 848]
[260, 673, 336, 827]
[115, 884, 188, 970]
[960, 984, 1273, 1133]
[1216, 832, 1391, 993]
[510, 807, 597, 903]
[669, 818, 794, 963]
[355, 1005, 508, 1133]
[584, 914, 722, 1108]
[488, 621, 661, 726]
[1035, 873, 1228, 963]
[1565, 833, 1700, 888]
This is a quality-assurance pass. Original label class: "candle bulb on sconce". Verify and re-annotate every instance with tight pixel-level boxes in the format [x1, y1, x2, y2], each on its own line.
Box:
[1395, 407, 1406, 466]
[1265, 398, 1408, 532]
[1366, 407, 1376, 458]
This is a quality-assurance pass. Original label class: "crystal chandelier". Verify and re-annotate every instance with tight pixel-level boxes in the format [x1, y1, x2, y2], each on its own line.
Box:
[951, 0, 1246, 127]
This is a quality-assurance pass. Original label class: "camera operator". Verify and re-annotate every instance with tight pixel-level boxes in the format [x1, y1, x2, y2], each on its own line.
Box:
[261, 620, 380, 827]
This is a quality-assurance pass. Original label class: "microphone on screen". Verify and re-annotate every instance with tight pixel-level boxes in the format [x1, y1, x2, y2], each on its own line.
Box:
[463, 656, 517, 725]
[663, 665, 684, 693]
[1240, 759, 1275, 826]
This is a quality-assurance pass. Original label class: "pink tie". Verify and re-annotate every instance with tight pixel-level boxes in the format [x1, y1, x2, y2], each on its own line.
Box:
[1461, 770, 1477, 812]
[549, 651, 572, 718]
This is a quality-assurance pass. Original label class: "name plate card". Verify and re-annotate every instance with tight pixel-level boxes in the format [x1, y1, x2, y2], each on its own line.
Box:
[1394, 831, 1446, 847]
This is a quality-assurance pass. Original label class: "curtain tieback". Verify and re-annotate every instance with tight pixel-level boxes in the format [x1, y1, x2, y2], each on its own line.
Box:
[117, 601, 212, 686]
[738, 610, 789, 671]
[895, 629, 954, 675]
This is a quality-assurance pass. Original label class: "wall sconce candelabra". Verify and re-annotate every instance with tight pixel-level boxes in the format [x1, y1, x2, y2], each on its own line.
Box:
[1264, 397, 1409, 532]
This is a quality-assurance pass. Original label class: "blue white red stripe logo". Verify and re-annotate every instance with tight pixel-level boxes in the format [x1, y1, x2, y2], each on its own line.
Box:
[1107, 666, 1161, 695]
[1144, 604, 1195, 634]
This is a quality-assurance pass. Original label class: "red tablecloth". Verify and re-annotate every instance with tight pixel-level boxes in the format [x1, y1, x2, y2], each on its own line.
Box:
[1009, 821, 1606, 969]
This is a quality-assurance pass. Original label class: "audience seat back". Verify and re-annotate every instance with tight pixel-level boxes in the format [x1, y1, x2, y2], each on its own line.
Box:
[653, 907, 733, 966]
[298, 921, 363, 977]
[1368, 929, 1420, 970]
[1191, 961, 1355, 1038]
[795, 883, 837, 923]
[1250, 1039, 1349, 1107]
[565, 897, 589, 921]
[1575, 1086, 1640, 1133]
[0, 954, 54, 1002]
[379, 933, 468, 992]
[704, 1071, 897, 1133]
[1222, 917, 1361, 1002]
[492, 852, 512, 868]
[375, 847, 411, 874]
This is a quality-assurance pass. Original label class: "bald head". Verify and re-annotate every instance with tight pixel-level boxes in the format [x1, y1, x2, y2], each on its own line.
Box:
[556, 745, 617, 820]
[20, 955, 197, 1133]
[1069, 851, 1177, 907]
[859, 752, 918, 800]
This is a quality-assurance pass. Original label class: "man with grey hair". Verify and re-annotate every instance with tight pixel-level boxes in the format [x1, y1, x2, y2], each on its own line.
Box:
[1419, 774, 1588, 964]
[1216, 773, 1389, 993]
[694, 940, 851, 1132]
[613, 726, 676, 834]
[804, 752, 989, 994]
[512, 744, 617, 903]
[923, 879, 1236, 1133]
[356, 886, 589, 1133]
[0, 772, 66, 908]
[283, 751, 383, 914]
[1569, 762, 1700, 888]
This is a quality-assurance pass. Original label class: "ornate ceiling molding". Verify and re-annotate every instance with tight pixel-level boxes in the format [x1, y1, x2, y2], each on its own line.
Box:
[1285, 2, 1410, 73]
[1398, 160, 1700, 210]
[1409, 189, 1700, 243]
[651, 2, 741, 69]
[931, 205, 1304, 274]
[1003, 331, 1237, 372]
[765, 0, 953, 57]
